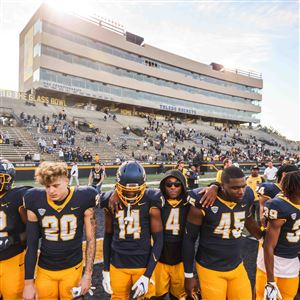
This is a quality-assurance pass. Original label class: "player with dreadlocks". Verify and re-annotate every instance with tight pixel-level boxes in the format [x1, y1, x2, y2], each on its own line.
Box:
[256, 170, 300, 300]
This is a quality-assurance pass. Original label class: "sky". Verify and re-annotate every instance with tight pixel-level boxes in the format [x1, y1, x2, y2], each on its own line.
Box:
[0, 0, 299, 140]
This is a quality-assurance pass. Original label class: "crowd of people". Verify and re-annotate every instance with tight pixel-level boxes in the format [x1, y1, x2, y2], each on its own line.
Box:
[0, 109, 299, 166]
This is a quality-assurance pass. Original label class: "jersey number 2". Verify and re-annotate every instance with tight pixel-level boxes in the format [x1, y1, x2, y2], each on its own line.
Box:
[0, 211, 8, 237]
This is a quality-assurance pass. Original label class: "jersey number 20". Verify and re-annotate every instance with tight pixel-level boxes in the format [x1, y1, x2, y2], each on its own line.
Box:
[42, 214, 77, 241]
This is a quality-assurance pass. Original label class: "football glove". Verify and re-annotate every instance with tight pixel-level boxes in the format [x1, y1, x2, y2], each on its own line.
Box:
[71, 286, 96, 298]
[132, 275, 149, 298]
[0, 236, 13, 251]
[264, 282, 282, 300]
[102, 271, 113, 294]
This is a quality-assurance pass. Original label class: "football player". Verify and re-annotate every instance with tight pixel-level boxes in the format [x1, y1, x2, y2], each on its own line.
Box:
[101, 161, 163, 299]
[215, 158, 232, 183]
[256, 170, 300, 300]
[257, 164, 298, 226]
[0, 158, 31, 300]
[154, 170, 190, 299]
[183, 166, 264, 300]
[88, 162, 106, 193]
[246, 165, 265, 222]
[22, 161, 97, 300]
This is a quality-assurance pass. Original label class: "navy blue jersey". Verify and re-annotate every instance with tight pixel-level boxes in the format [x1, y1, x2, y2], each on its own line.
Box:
[24, 186, 97, 270]
[102, 188, 163, 269]
[186, 169, 199, 189]
[257, 182, 281, 199]
[264, 195, 300, 259]
[189, 187, 254, 271]
[160, 195, 190, 265]
[0, 186, 31, 260]
[90, 168, 104, 185]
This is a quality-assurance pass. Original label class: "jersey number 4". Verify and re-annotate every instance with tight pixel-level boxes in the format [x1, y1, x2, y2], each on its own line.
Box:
[214, 212, 245, 239]
[166, 208, 180, 235]
[42, 215, 77, 241]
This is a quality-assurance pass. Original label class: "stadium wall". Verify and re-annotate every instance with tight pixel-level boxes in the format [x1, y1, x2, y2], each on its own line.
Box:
[13, 162, 269, 181]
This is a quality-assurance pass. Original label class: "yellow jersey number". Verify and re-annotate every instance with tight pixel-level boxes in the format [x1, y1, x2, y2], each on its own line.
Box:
[116, 210, 141, 239]
[0, 211, 8, 237]
[42, 214, 77, 241]
[214, 212, 245, 239]
[165, 208, 180, 235]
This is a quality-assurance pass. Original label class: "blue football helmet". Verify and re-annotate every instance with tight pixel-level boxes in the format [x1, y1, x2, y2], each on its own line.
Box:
[116, 161, 146, 206]
[0, 158, 16, 192]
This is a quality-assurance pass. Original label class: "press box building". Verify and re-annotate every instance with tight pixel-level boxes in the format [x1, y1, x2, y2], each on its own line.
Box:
[19, 4, 263, 124]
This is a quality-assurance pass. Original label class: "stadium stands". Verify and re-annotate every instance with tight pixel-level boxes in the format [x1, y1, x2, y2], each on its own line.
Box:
[0, 95, 299, 164]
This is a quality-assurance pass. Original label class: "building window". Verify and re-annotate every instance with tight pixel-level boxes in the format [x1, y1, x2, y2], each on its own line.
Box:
[33, 19, 42, 35]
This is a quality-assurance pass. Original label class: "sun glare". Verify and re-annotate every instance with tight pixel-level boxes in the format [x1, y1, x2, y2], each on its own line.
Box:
[43, 0, 93, 17]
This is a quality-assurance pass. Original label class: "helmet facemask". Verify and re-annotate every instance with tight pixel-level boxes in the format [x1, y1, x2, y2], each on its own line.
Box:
[116, 182, 146, 206]
[0, 173, 13, 192]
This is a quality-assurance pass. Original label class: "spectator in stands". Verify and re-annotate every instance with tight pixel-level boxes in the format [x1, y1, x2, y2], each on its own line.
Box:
[263, 160, 278, 182]
[143, 140, 148, 150]
[69, 161, 79, 187]
[58, 148, 64, 161]
[94, 153, 100, 163]
[216, 158, 232, 183]
[115, 157, 121, 165]
[24, 152, 32, 161]
[52, 138, 57, 149]
[13, 139, 23, 147]
[3, 132, 10, 144]
[32, 153, 40, 162]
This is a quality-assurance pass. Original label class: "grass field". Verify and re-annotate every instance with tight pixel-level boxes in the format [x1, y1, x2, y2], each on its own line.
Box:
[15, 172, 218, 190]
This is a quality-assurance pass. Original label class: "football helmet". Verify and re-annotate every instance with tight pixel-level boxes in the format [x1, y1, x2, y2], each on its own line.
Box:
[116, 161, 146, 206]
[0, 158, 15, 193]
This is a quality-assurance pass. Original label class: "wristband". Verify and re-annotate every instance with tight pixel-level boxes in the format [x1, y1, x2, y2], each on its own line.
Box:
[184, 272, 194, 278]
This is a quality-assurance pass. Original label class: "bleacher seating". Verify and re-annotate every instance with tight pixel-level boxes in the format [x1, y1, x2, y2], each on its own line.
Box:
[0, 95, 299, 164]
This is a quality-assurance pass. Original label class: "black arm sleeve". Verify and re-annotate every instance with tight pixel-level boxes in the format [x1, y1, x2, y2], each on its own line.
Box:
[103, 232, 113, 271]
[144, 231, 163, 278]
[25, 221, 40, 280]
[183, 221, 200, 274]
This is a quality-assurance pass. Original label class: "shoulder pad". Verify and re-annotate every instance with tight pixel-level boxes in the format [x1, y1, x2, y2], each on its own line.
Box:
[76, 186, 97, 208]
[23, 188, 45, 209]
[100, 190, 114, 209]
[188, 188, 203, 208]
[257, 183, 279, 199]
[146, 189, 164, 209]
[264, 198, 287, 220]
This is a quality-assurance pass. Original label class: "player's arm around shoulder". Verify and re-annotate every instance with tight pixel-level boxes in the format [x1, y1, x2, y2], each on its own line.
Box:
[80, 207, 96, 295]
[23, 209, 39, 300]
